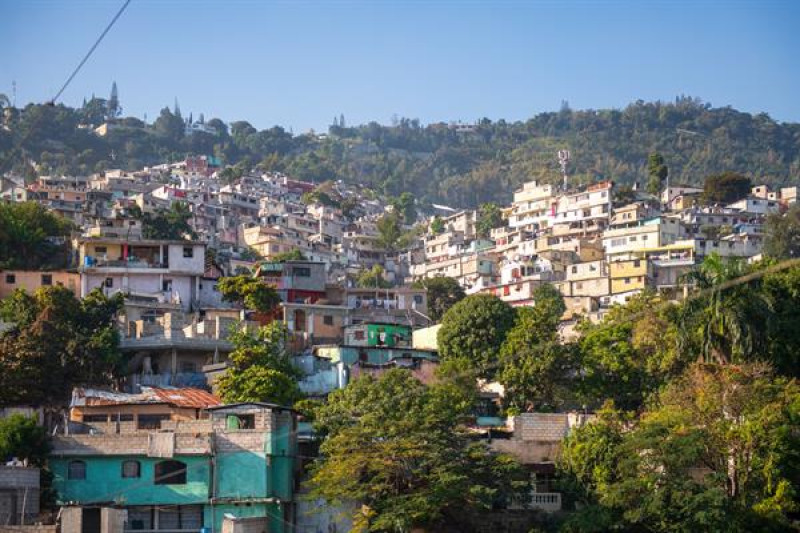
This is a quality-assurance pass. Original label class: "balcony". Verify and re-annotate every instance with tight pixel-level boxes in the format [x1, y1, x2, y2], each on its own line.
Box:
[508, 491, 562, 512]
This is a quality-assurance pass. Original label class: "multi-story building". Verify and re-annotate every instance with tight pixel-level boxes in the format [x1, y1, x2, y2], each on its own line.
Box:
[77, 237, 207, 312]
[51, 390, 298, 533]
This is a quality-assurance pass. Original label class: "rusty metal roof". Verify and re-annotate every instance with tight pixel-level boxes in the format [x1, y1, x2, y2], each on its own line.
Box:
[72, 387, 220, 409]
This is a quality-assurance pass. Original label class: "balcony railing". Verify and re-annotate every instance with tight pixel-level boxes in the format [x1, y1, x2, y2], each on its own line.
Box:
[508, 492, 562, 512]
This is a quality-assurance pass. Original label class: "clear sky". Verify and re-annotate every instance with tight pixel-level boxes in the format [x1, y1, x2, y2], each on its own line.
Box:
[1, 0, 798, 132]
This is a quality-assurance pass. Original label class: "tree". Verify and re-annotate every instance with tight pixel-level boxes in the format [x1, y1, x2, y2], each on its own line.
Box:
[429, 216, 445, 235]
[0, 287, 123, 406]
[308, 369, 528, 532]
[0, 414, 49, 466]
[108, 81, 121, 118]
[702, 172, 752, 204]
[679, 253, 771, 364]
[561, 364, 800, 532]
[646, 152, 668, 196]
[217, 275, 281, 313]
[577, 291, 687, 410]
[391, 192, 417, 224]
[216, 323, 301, 406]
[0, 202, 72, 269]
[153, 107, 184, 141]
[498, 285, 575, 412]
[476, 203, 503, 238]
[412, 276, 465, 322]
[375, 212, 403, 251]
[269, 249, 306, 262]
[355, 265, 391, 288]
[437, 294, 515, 378]
[763, 204, 800, 259]
[138, 202, 196, 240]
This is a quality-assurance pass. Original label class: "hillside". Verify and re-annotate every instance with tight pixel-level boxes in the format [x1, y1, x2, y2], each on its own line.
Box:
[1, 96, 799, 207]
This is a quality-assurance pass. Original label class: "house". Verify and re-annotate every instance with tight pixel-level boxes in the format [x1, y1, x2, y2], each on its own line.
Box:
[0, 270, 80, 299]
[51, 395, 298, 533]
[77, 237, 207, 312]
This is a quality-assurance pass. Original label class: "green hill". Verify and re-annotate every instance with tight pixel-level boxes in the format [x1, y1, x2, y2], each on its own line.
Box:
[1, 96, 798, 207]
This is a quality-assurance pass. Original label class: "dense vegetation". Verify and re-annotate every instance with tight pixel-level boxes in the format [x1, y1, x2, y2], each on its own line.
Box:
[2, 96, 799, 207]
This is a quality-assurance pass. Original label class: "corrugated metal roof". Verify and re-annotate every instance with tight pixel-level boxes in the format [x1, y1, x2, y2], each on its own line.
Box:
[72, 387, 220, 409]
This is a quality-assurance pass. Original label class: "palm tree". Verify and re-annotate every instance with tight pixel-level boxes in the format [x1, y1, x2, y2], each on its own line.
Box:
[679, 253, 772, 364]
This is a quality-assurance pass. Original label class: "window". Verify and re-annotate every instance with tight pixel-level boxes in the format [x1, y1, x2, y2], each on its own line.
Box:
[413, 295, 424, 305]
[162, 280, 173, 292]
[154, 460, 186, 485]
[183, 246, 194, 258]
[137, 414, 170, 430]
[293, 267, 311, 277]
[82, 414, 109, 423]
[95, 246, 107, 254]
[179, 361, 197, 373]
[105, 277, 114, 288]
[323, 315, 334, 326]
[68, 460, 86, 480]
[122, 460, 141, 479]
[5, 274, 15, 284]
[41, 274, 52, 286]
[354, 330, 365, 341]
[625, 277, 631, 284]
[226, 414, 255, 430]
[633, 260, 641, 268]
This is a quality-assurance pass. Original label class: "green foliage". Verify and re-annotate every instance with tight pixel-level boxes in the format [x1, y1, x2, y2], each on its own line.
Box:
[560, 364, 800, 532]
[268, 248, 306, 262]
[702, 171, 752, 204]
[0, 287, 123, 406]
[217, 275, 281, 312]
[7, 98, 795, 206]
[578, 291, 687, 411]
[0, 414, 49, 466]
[308, 369, 528, 531]
[137, 202, 196, 240]
[0, 201, 72, 269]
[391, 192, 417, 224]
[498, 285, 575, 412]
[476, 202, 503, 238]
[763, 204, 800, 259]
[429, 216, 445, 235]
[646, 152, 668, 195]
[679, 253, 771, 364]
[375, 212, 403, 251]
[437, 294, 516, 378]
[355, 265, 392, 288]
[412, 276, 465, 322]
[216, 322, 301, 406]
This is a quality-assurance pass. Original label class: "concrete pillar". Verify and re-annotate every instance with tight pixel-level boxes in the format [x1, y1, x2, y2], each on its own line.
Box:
[101, 507, 126, 533]
[60, 506, 82, 533]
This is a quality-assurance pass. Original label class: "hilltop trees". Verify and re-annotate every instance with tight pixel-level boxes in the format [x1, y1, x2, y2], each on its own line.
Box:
[763, 204, 800, 259]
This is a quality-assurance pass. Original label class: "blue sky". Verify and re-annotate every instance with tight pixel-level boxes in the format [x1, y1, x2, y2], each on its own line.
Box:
[1, 0, 798, 132]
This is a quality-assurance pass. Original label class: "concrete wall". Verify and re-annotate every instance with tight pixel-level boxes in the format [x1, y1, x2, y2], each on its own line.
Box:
[51, 455, 211, 506]
[0, 271, 80, 299]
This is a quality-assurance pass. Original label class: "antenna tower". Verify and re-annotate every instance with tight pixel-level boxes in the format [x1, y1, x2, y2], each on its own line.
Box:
[558, 150, 571, 191]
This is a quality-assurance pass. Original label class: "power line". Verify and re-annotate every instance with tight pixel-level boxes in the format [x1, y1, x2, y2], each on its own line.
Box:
[49, 0, 132, 105]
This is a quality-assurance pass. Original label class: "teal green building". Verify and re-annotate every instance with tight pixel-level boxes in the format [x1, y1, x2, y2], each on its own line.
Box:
[50, 402, 297, 533]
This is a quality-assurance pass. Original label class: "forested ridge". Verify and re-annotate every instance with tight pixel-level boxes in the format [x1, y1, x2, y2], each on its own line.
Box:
[1, 95, 799, 207]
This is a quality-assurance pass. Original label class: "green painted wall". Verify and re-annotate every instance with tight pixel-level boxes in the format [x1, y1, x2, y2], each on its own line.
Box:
[366, 324, 411, 347]
[51, 455, 210, 506]
[216, 450, 268, 499]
